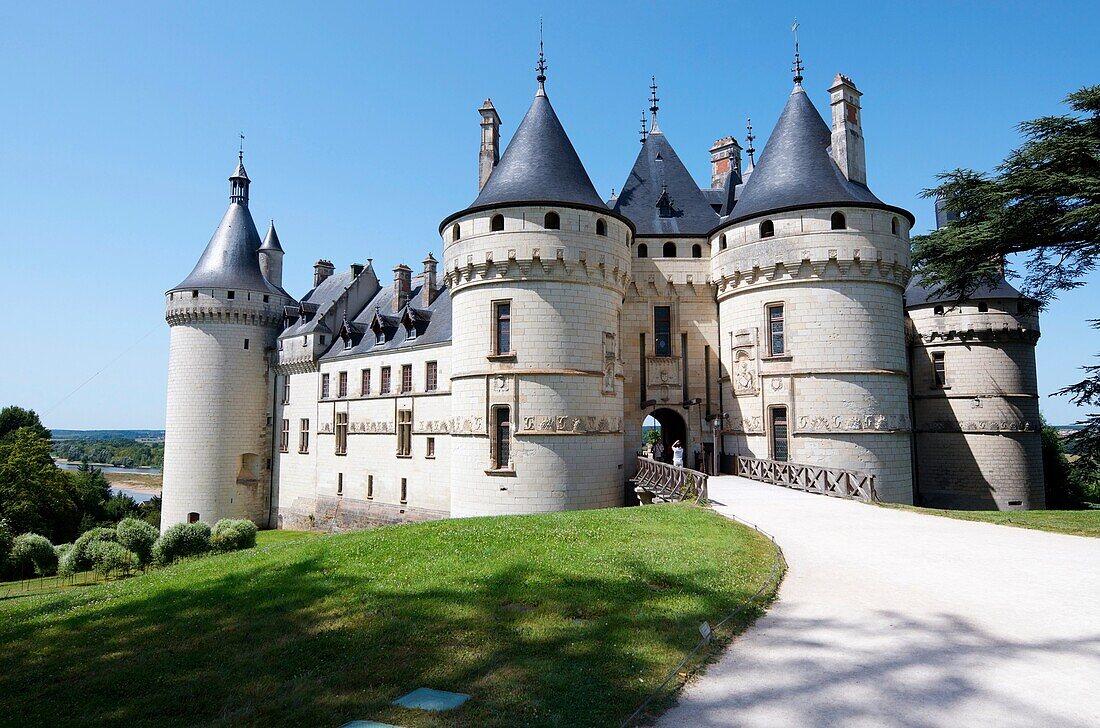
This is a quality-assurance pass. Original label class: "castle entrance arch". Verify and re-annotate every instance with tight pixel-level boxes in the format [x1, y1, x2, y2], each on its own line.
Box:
[646, 408, 687, 463]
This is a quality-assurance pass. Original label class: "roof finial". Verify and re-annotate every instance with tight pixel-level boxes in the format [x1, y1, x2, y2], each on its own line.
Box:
[791, 19, 804, 85]
[239, 132, 245, 163]
[746, 117, 756, 166]
[639, 110, 648, 143]
[648, 76, 660, 132]
[536, 18, 548, 95]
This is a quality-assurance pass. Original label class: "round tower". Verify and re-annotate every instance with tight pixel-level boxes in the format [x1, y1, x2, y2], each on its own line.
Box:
[905, 200, 1044, 509]
[161, 155, 293, 530]
[440, 59, 634, 516]
[710, 74, 915, 502]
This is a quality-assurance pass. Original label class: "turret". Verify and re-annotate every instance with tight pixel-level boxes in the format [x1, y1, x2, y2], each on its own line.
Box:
[259, 221, 284, 289]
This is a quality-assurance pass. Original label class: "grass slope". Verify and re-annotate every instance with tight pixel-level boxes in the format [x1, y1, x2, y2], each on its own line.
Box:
[0, 505, 776, 727]
[883, 504, 1100, 537]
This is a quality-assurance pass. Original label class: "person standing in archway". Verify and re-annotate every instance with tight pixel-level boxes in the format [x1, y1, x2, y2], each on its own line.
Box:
[672, 440, 684, 468]
[653, 440, 664, 462]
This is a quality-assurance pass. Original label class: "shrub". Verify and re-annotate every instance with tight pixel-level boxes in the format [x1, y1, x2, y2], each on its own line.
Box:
[152, 522, 211, 566]
[210, 519, 258, 552]
[11, 533, 58, 576]
[116, 517, 159, 566]
[58, 526, 117, 576]
[104, 493, 141, 523]
[54, 543, 72, 561]
[0, 518, 12, 576]
[87, 540, 136, 578]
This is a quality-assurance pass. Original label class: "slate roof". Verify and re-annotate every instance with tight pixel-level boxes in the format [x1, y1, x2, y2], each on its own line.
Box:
[260, 221, 283, 252]
[466, 89, 606, 212]
[281, 268, 358, 336]
[613, 130, 720, 236]
[905, 273, 1029, 307]
[171, 200, 284, 295]
[321, 278, 452, 359]
[726, 84, 910, 224]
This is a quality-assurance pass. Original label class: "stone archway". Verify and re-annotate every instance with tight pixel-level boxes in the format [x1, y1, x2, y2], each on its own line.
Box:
[648, 407, 687, 463]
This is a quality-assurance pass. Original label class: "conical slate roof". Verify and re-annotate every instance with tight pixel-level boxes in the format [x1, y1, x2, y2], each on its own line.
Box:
[261, 221, 283, 252]
[614, 130, 719, 236]
[905, 273, 1028, 307]
[171, 201, 280, 294]
[469, 90, 606, 211]
[727, 85, 887, 223]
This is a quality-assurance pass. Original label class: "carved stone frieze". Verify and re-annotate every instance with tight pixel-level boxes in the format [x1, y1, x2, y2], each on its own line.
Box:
[349, 419, 395, 434]
[922, 419, 1037, 433]
[519, 415, 624, 434]
[797, 413, 911, 433]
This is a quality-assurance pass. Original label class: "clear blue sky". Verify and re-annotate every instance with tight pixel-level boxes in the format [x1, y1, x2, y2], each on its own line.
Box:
[1, 1, 1096, 429]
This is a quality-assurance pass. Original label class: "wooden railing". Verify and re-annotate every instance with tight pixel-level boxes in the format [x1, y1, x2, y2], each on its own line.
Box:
[735, 456, 879, 502]
[633, 457, 709, 505]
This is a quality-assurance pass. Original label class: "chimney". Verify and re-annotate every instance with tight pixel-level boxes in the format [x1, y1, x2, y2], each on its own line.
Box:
[350, 262, 365, 277]
[421, 253, 438, 307]
[709, 136, 742, 189]
[828, 74, 866, 185]
[313, 259, 335, 287]
[393, 264, 412, 312]
[479, 98, 502, 191]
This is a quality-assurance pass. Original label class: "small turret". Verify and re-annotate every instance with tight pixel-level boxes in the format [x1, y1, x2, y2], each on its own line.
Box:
[259, 221, 284, 289]
[229, 153, 250, 206]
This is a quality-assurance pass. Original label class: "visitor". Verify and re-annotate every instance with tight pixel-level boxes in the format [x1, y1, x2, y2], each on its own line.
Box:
[672, 440, 684, 468]
[653, 440, 664, 462]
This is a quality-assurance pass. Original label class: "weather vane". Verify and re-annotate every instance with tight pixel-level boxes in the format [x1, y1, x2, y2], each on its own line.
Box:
[746, 117, 756, 166]
[536, 18, 547, 87]
[239, 132, 245, 162]
[792, 19, 804, 84]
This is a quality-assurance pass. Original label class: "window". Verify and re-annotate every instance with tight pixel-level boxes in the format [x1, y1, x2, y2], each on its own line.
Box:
[654, 306, 672, 357]
[188, 512, 200, 524]
[934, 305, 945, 316]
[367, 474, 374, 499]
[344, 334, 353, 349]
[596, 218, 607, 236]
[299, 419, 310, 453]
[491, 214, 504, 231]
[426, 361, 438, 391]
[400, 478, 408, 504]
[452, 223, 461, 241]
[760, 220, 774, 238]
[227, 290, 235, 300]
[243, 338, 249, 350]
[932, 352, 947, 388]
[719, 234, 727, 250]
[770, 407, 789, 462]
[492, 406, 511, 470]
[692, 243, 702, 258]
[282, 378, 291, 404]
[977, 302, 989, 313]
[361, 369, 371, 396]
[663, 241, 677, 258]
[831, 211, 846, 230]
[397, 409, 412, 457]
[494, 301, 512, 355]
[321, 373, 331, 399]
[426, 437, 436, 458]
[401, 364, 412, 393]
[280, 419, 290, 453]
[263, 295, 269, 303]
[337, 473, 343, 496]
[381, 366, 391, 394]
[767, 304, 785, 356]
[338, 371, 348, 398]
[335, 412, 348, 455]
[544, 211, 560, 229]
[637, 243, 648, 258]
[192, 290, 199, 298]
[891, 216, 900, 235]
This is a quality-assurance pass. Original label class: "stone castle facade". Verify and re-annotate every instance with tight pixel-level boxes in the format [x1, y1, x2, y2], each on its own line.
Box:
[160, 60, 1046, 532]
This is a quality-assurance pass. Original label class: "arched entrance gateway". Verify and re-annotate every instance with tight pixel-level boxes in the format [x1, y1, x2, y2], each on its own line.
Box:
[644, 408, 687, 463]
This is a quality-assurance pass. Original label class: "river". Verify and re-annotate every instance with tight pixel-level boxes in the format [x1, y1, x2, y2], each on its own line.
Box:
[54, 460, 160, 503]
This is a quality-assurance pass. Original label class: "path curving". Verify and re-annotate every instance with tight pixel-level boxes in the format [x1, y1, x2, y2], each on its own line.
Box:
[657, 476, 1100, 728]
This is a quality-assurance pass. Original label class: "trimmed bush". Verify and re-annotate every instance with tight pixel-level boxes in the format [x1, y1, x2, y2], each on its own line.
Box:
[58, 527, 117, 577]
[152, 522, 212, 566]
[116, 518, 159, 566]
[11, 533, 57, 576]
[54, 543, 72, 561]
[87, 540, 136, 578]
[210, 519, 258, 553]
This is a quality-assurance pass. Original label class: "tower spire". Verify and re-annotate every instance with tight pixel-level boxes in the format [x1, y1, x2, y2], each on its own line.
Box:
[791, 20, 804, 85]
[648, 76, 660, 133]
[746, 117, 756, 167]
[535, 18, 548, 96]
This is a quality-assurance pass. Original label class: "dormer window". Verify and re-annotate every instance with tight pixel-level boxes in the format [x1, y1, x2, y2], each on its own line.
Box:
[831, 211, 847, 230]
[491, 214, 504, 232]
[596, 218, 607, 236]
[760, 220, 774, 238]
[544, 211, 560, 230]
[344, 336, 353, 350]
[376, 330, 385, 345]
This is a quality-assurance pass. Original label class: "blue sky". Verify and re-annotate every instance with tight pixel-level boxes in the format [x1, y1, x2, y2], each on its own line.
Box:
[0, 1, 1096, 429]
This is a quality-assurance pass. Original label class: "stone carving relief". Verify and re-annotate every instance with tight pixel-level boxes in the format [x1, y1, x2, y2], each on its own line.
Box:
[925, 419, 1036, 433]
[414, 419, 451, 434]
[449, 416, 485, 435]
[350, 420, 395, 434]
[724, 415, 764, 434]
[733, 352, 756, 395]
[603, 332, 617, 394]
[796, 413, 911, 433]
[493, 375, 510, 393]
[520, 415, 624, 434]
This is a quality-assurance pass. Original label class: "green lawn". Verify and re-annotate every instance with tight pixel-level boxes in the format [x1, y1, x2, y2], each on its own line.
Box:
[883, 504, 1100, 537]
[0, 505, 777, 727]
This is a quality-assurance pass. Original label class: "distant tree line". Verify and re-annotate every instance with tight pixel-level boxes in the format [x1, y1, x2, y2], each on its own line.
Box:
[0, 406, 160, 546]
[51, 438, 164, 469]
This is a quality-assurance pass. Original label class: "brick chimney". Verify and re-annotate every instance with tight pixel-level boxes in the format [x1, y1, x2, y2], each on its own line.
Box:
[393, 264, 412, 312]
[313, 259, 335, 287]
[709, 136, 742, 189]
[479, 99, 502, 191]
[828, 74, 866, 185]
[421, 253, 438, 307]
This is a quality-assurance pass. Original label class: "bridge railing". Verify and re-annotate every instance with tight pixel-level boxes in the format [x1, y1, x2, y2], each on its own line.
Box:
[735, 455, 879, 502]
[633, 456, 709, 505]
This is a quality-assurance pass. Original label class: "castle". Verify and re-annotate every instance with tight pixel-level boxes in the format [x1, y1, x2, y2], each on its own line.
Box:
[160, 54, 1045, 532]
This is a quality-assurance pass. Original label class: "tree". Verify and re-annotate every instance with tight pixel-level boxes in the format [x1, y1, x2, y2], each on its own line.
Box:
[913, 85, 1100, 476]
[69, 461, 111, 525]
[0, 428, 77, 541]
[0, 406, 51, 442]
